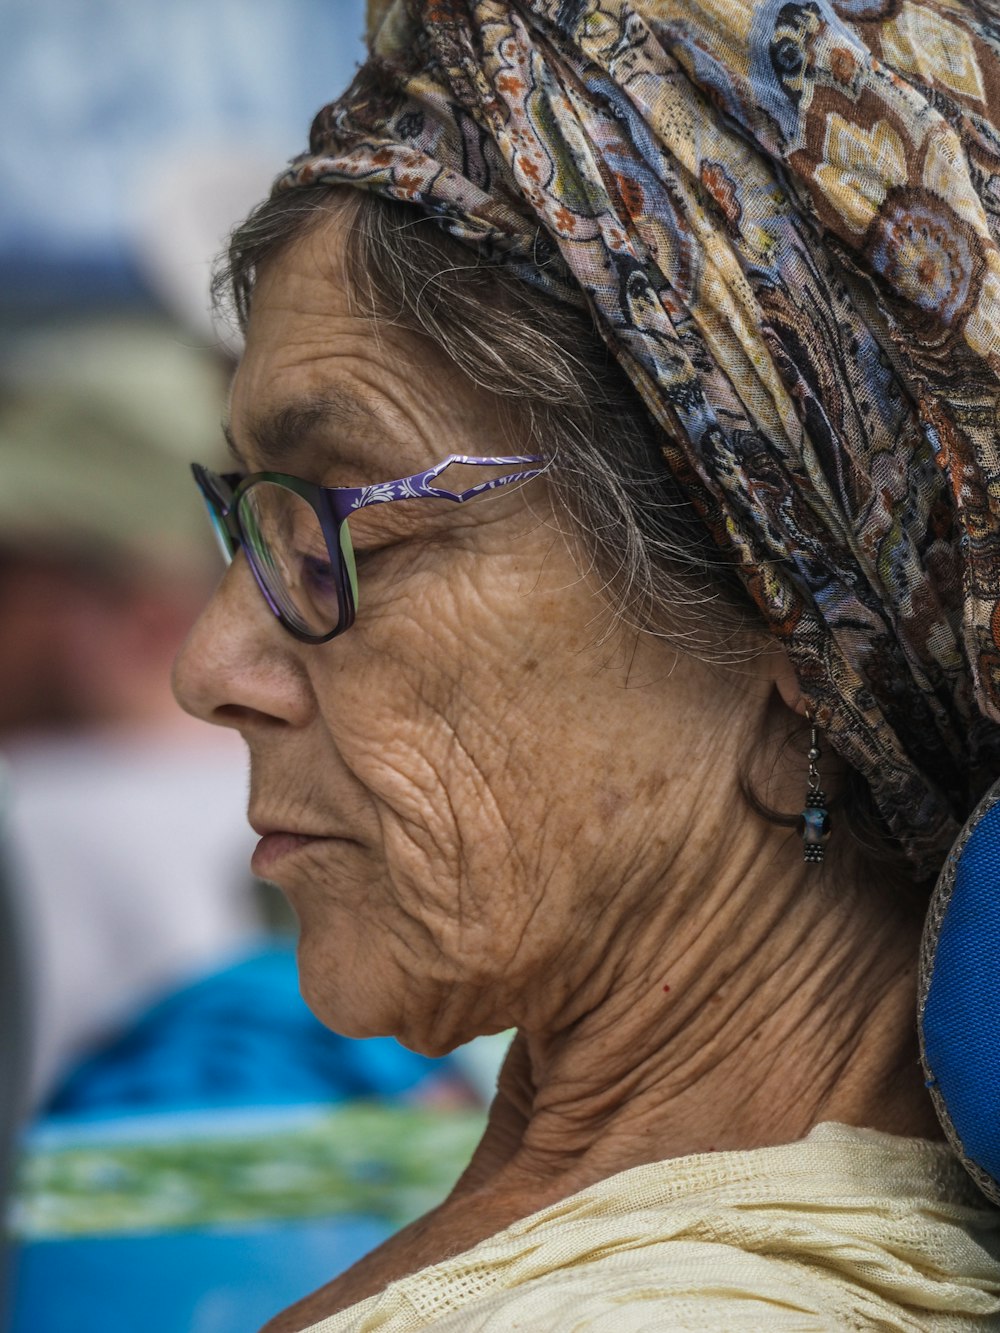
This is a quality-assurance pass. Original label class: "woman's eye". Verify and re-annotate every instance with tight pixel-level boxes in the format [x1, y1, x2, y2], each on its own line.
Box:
[300, 553, 336, 589]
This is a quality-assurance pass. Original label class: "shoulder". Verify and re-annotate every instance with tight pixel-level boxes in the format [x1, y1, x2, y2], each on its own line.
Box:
[409, 1241, 845, 1331]
[385, 1220, 999, 1331]
[311, 1131, 1000, 1333]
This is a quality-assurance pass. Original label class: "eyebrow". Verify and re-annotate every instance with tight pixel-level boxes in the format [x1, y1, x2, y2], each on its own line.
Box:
[222, 389, 382, 474]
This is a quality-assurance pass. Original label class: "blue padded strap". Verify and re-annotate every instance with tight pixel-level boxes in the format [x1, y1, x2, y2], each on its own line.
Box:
[920, 782, 1000, 1203]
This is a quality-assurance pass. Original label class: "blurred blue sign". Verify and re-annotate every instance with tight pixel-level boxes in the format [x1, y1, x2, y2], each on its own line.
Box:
[0, 0, 367, 308]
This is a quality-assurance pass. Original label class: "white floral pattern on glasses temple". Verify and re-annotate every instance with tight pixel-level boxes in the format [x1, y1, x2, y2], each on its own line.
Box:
[344, 454, 545, 514]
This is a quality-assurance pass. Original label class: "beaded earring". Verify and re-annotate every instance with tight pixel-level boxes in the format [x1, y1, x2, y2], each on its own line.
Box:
[799, 718, 831, 864]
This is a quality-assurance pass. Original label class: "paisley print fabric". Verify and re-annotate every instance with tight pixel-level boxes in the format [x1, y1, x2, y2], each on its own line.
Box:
[275, 0, 1000, 877]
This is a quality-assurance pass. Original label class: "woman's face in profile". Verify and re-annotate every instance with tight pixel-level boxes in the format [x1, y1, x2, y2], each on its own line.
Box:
[173, 215, 767, 1056]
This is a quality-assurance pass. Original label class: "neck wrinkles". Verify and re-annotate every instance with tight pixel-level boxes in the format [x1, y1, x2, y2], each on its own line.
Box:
[472, 829, 940, 1204]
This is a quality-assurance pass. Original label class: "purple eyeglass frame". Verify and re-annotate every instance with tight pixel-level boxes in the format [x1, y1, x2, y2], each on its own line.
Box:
[192, 453, 545, 644]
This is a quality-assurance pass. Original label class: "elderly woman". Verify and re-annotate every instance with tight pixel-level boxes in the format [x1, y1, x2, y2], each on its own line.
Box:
[174, 0, 1000, 1328]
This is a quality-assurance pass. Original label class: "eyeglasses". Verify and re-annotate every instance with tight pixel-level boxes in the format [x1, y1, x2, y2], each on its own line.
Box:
[191, 453, 544, 644]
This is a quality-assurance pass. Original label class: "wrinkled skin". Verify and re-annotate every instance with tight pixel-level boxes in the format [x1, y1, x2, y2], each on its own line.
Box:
[173, 216, 759, 1057]
[173, 213, 942, 1329]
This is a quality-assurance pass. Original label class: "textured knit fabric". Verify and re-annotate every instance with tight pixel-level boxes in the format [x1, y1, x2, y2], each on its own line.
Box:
[296, 1123, 1000, 1331]
[275, 0, 1000, 876]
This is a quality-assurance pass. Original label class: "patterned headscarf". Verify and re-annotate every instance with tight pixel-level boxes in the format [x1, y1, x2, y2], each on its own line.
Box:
[275, 0, 1000, 877]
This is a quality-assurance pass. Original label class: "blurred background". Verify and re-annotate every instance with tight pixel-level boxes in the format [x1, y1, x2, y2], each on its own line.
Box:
[0, 4, 505, 1330]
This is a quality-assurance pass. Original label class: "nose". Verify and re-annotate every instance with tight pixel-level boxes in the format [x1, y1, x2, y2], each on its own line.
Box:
[173, 554, 313, 732]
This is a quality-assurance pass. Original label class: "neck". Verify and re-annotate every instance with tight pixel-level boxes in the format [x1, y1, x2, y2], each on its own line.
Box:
[460, 825, 940, 1205]
[259, 827, 941, 1332]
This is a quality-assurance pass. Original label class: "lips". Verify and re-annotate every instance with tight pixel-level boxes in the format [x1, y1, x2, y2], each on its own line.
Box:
[249, 807, 352, 876]
[247, 793, 361, 878]
[250, 830, 325, 877]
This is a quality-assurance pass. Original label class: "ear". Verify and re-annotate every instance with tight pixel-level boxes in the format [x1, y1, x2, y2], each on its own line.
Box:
[772, 650, 810, 719]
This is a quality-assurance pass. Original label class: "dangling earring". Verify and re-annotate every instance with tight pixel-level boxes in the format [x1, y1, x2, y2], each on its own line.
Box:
[799, 716, 831, 864]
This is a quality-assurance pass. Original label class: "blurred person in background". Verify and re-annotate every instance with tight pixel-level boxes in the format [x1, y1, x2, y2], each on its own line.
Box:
[0, 319, 260, 1106]
[0, 8, 489, 1330]
[0, 323, 230, 738]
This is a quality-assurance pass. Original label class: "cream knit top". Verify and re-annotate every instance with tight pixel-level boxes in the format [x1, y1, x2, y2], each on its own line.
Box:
[299, 1122, 1000, 1331]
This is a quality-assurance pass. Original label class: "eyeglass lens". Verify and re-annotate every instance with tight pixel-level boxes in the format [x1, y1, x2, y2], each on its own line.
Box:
[202, 495, 239, 565]
[238, 482, 348, 638]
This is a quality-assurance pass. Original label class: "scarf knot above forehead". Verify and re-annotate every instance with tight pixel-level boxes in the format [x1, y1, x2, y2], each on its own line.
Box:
[277, 0, 1000, 876]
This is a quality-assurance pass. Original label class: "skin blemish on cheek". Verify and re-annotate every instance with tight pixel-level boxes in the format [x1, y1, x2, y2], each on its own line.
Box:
[662, 984, 671, 994]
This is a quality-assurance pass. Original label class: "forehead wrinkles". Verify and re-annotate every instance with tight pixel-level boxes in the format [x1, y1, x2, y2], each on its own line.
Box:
[245, 390, 376, 469]
[230, 305, 432, 475]
[229, 220, 509, 478]
[228, 370, 447, 479]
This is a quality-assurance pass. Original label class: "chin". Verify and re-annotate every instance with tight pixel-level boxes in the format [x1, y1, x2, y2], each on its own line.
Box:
[292, 912, 487, 1056]
[294, 925, 405, 1041]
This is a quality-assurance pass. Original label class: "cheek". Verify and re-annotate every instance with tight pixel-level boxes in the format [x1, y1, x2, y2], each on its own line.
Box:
[330, 565, 507, 797]
[341, 670, 516, 917]
[313, 572, 556, 942]
[297, 549, 635, 1041]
